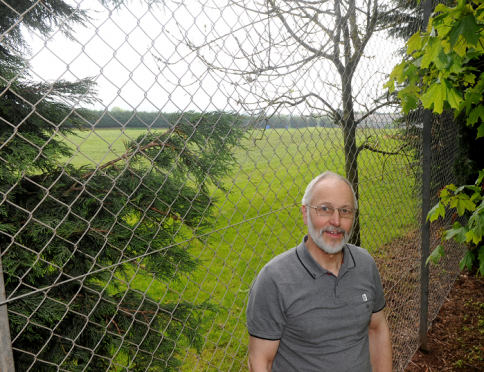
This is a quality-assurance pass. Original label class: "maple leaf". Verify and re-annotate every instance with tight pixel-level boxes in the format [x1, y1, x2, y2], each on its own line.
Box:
[427, 202, 446, 222]
[448, 15, 480, 48]
[397, 85, 420, 113]
[467, 105, 484, 127]
[420, 79, 462, 113]
[443, 79, 463, 109]
[406, 32, 422, 55]
[450, 193, 476, 215]
[478, 123, 484, 138]
[421, 83, 445, 113]
[421, 37, 443, 69]
[426, 245, 446, 265]
[460, 250, 475, 271]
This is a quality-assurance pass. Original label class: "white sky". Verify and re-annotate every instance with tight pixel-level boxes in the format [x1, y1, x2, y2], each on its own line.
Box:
[24, 0, 407, 114]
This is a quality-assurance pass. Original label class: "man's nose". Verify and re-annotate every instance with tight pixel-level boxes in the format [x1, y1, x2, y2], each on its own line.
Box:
[329, 210, 341, 226]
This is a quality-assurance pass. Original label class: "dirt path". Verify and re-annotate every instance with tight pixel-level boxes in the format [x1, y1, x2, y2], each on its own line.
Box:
[404, 270, 484, 372]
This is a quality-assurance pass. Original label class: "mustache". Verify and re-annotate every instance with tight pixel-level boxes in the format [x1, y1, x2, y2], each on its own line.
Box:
[318, 226, 347, 237]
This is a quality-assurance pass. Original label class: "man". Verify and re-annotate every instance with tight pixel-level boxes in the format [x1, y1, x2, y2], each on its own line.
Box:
[246, 171, 392, 372]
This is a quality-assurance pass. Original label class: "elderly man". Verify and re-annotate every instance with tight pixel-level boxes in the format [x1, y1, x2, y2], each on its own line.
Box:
[246, 171, 392, 372]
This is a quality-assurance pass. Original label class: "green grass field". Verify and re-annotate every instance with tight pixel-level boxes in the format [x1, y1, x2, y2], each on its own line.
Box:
[60, 127, 419, 371]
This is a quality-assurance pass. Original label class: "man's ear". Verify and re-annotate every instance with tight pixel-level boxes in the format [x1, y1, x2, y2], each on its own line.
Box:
[301, 205, 308, 226]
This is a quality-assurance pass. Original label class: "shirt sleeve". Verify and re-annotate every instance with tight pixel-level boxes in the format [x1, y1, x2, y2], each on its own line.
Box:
[246, 266, 286, 340]
[371, 260, 386, 313]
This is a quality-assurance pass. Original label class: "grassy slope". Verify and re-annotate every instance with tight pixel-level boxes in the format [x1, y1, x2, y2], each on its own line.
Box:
[60, 127, 418, 371]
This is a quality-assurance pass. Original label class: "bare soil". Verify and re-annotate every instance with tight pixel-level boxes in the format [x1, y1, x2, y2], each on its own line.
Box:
[404, 270, 484, 372]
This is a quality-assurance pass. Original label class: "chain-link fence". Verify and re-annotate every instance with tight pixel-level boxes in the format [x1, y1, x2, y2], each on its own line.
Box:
[0, 0, 466, 370]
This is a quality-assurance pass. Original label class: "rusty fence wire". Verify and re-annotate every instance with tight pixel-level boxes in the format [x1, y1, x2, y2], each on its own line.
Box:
[0, 0, 466, 371]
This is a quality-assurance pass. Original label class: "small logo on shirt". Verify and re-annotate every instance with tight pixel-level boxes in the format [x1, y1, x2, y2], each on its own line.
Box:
[362, 294, 368, 301]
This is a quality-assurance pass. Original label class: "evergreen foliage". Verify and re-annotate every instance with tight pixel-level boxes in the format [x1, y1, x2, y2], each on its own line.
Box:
[0, 0, 244, 370]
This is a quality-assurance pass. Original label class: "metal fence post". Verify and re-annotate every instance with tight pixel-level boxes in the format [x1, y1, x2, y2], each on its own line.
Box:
[419, 0, 433, 352]
[0, 250, 15, 372]
[419, 110, 432, 352]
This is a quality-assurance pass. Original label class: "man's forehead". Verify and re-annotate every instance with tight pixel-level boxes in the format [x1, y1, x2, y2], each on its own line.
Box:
[311, 177, 354, 204]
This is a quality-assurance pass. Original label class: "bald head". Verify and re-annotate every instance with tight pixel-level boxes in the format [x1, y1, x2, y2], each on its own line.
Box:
[301, 171, 358, 209]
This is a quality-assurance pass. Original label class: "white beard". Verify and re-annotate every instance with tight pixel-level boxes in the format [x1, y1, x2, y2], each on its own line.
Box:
[307, 212, 351, 254]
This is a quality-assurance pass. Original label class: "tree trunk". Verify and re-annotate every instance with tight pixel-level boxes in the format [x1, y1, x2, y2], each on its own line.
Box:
[341, 70, 361, 247]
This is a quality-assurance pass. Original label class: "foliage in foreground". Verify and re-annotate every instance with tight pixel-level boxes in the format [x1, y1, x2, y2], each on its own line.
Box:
[1, 0, 247, 370]
[385, 0, 484, 273]
[427, 171, 484, 273]
[1, 108, 243, 371]
[0, 105, 241, 371]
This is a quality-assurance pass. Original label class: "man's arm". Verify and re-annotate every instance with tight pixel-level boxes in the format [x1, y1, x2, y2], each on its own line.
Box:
[248, 336, 280, 372]
[368, 310, 392, 372]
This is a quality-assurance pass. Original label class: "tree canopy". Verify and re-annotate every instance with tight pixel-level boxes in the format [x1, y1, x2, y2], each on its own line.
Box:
[173, 0, 411, 245]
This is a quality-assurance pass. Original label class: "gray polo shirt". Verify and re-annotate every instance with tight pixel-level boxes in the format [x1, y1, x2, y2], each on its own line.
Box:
[246, 236, 385, 372]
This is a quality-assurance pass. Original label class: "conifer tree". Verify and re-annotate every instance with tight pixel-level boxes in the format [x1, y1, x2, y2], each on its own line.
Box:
[0, 1, 243, 370]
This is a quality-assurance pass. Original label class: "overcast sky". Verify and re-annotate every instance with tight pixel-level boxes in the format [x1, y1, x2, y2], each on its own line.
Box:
[25, 0, 406, 114]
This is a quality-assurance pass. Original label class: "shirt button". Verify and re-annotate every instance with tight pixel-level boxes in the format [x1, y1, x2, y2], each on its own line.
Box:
[366, 305, 370, 309]
[313, 273, 316, 277]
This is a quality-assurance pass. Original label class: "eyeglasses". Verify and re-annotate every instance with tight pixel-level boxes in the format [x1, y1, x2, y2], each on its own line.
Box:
[306, 204, 356, 219]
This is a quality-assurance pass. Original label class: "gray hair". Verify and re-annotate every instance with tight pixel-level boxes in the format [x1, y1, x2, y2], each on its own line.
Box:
[301, 171, 358, 209]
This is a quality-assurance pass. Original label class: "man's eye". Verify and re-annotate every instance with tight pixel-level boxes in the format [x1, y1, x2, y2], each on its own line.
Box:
[341, 208, 350, 214]
[320, 206, 330, 212]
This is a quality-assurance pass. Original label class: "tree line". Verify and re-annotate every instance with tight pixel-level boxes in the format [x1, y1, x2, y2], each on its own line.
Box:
[83, 107, 339, 129]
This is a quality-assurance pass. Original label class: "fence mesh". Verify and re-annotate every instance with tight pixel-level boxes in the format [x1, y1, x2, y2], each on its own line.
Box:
[0, 0, 466, 371]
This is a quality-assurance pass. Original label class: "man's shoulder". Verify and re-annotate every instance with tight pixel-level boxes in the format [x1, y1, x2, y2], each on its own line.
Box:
[261, 247, 306, 284]
[346, 244, 377, 266]
[265, 247, 297, 272]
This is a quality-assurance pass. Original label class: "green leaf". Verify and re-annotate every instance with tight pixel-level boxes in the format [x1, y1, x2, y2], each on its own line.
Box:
[477, 6, 484, 21]
[465, 229, 481, 244]
[447, 184, 457, 191]
[421, 37, 443, 69]
[383, 80, 395, 93]
[434, 48, 449, 71]
[477, 123, 484, 138]
[471, 192, 482, 202]
[444, 222, 469, 243]
[406, 32, 423, 55]
[477, 170, 484, 185]
[467, 105, 484, 126]
[421, 83, 445, 113]
[434, 3, 449, 13]
[459, 250, 475, 271]
[404, 64, 420, 85]
[459, 91, 482, 115]
[479, 259, 484, 276]
[453, 35, 468, 57]
[448, 55, 464, 74]
[427, 202, 445, 222]
[464, 73, 476, 85]
[440, 188, 451, 205]
[389, 61, 406, 81]
[449, 15, 481, 48]
[478, 247, 484, 275]
[468, 209, 484, 240]
[426, 245, 446, 266]
[420, 80, 461, 114]
[443, 79, 463, 109]
[450, 193, 476, 215]
[397, 85, 420, 113]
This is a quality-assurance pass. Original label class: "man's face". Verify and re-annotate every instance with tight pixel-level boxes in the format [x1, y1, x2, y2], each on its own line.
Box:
[302, 177, 355, 254]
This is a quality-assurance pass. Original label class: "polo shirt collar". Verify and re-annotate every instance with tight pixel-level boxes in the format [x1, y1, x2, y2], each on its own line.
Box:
[296, 235, 356, 279]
